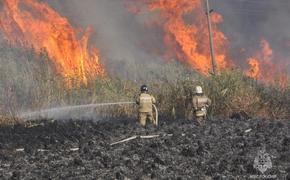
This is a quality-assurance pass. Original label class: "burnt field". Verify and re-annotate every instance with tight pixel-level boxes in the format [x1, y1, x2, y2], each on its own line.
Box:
[0, 118, 289, 179]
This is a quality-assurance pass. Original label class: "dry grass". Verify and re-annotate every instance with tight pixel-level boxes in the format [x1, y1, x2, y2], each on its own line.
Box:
[0, 115, 23, 126]
[0, 43, 289, 124]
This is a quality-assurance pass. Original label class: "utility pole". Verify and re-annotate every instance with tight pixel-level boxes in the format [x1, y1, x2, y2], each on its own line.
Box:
[205, 0, 217, 75]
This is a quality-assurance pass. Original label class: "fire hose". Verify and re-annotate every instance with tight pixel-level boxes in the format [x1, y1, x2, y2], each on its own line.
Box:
[152, 104, 158, 126]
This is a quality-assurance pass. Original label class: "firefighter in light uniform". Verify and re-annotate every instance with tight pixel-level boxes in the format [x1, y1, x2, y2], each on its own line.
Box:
[192, 86, 211, 125]
[136, 85, 156, 126]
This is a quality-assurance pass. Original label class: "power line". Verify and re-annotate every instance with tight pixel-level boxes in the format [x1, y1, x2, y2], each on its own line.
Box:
[215, 8, 268, 14]
[214, 7, 283, 16]
[217, 11, 266, 16]
[212, 0, 284, 16]
[215, 0, 287, 5]
[211, 0, 289, 13]
[225, 9, 265, 13]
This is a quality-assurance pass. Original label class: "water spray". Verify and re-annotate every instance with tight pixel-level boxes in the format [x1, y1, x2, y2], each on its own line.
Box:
[20, 101, 136, 121]
[20, 102, 159, 125]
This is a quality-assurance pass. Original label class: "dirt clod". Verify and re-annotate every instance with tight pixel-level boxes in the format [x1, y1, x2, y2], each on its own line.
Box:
[0, 118, 289, 179]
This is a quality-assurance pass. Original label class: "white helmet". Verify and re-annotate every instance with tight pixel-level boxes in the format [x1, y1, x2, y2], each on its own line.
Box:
[195, 86, 203, 94]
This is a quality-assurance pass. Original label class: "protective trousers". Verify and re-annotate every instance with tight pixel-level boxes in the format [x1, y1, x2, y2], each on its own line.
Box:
[138, 112, 154, 126]
[194, 109, 206, 126]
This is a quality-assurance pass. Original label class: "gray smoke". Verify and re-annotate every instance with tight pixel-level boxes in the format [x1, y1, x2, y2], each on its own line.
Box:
[44, 0, 167, 82]
[45, 0, 290, 72]
[211, 0, 290, 68]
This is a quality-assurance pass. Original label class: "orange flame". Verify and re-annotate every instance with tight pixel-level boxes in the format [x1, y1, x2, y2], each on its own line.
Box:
[0, 0, 104, 84]
[127, 1, 288, 89]
[128, 0, 230, 74]
[247, 39, 288, 89]
[246, 58, 260, 78]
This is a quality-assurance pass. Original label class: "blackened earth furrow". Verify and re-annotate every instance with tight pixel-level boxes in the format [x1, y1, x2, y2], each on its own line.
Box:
[0, 118, 289, 179]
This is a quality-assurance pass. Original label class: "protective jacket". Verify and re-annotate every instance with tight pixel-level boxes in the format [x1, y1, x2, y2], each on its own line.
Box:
[136, 93, 156, 113]
[192, 94, 211, 117]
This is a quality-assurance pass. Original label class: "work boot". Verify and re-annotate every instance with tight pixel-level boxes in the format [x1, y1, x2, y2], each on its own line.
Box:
[196, 117, 204, 126]
[145, 123, 157, 130]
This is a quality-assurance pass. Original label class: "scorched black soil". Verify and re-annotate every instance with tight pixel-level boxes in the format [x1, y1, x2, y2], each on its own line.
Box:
[0, 118, 289, 179]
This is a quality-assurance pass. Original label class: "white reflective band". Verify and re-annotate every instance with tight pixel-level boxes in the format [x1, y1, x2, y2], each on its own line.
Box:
[141, 97, 152, 101]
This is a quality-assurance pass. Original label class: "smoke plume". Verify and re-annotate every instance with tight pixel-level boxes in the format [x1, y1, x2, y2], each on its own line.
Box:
[44, 0, 290, 77]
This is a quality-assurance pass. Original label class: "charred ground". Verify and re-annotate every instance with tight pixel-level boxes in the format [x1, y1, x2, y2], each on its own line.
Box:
[0, 118, 289, 179]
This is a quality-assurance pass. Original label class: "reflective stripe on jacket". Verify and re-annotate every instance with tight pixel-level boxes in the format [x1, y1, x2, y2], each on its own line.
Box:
[192, 95, 211, 110]
[136, 93, 156, 113]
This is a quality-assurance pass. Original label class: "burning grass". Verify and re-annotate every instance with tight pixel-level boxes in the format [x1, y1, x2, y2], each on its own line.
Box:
[0, 0, 289, 124]
[0, 0, 104, 85]
[0, 44, 289, 123]
[148, 70, 290, 120]
[128, 1, 289, 89]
